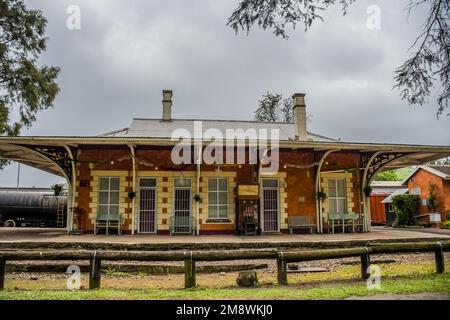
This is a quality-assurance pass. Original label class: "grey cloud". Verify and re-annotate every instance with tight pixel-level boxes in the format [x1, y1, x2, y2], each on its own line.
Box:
[0, 0, 448, 187]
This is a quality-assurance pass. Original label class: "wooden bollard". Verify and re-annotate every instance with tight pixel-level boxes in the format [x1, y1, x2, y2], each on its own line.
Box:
[89, 258, 101, 289]
[184, 258, 196, 289]
[277, 254, 288, 285]
[360, 252, 371, 279]
[435, 244, 445, 274]
[0, 257, 5, 290]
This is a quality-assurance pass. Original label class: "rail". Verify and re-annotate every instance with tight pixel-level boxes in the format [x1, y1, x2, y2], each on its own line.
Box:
[0, 240, 448, 290]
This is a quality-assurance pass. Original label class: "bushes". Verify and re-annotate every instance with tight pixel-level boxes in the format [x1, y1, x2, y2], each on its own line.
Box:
[392, 194, 420, 226]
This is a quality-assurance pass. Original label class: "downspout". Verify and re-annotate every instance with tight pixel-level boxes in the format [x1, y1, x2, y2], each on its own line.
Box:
[64, 145, 76, 233]
[128, 145, 136, 235]
[361, 151, 382, 233]
[315, 149, 339, 234]
[196, 144, 201, 235]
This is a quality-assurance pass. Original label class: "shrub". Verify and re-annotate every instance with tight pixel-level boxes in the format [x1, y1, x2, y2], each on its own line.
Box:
[392, 194, 420, 226]
[442, 220, 450, 229]
[427, 181, 439, 212]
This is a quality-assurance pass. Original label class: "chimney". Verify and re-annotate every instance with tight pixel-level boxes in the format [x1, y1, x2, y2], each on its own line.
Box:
[292, 93, 307, 140]
[162, 89, 173, 121]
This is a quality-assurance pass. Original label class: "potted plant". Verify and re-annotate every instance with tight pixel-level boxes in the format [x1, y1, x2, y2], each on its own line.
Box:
[128, 191, 136, 200]
[317, 190, 327, 202]
[363, 185, 373, 197]
[193, 194, 201, 202]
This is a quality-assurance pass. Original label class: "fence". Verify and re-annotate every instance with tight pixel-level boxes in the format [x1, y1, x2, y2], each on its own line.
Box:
[0, 240, 448, 290]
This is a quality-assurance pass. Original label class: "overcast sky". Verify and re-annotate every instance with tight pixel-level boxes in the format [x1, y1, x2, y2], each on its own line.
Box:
[1, 0, 449, 187]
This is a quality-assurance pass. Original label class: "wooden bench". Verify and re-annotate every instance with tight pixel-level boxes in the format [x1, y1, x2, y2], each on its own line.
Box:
[94, 213, 122, 235]
[288, 216, 316, 234]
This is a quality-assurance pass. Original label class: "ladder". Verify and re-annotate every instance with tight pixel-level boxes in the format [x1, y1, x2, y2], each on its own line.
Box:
[56, 197, 65, 228]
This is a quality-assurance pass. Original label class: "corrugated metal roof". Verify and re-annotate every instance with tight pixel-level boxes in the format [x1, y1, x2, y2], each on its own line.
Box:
[101, 118, 338, 142]
[381, 188, 409, 204]
[428, 165, 450, 177]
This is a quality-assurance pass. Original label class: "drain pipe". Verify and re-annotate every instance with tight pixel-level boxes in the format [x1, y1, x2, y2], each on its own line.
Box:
[64, 145, 77, 233]
[128, 145, 136, 235]
[315, 149, 339, 234]
[196, 144, 201, 236]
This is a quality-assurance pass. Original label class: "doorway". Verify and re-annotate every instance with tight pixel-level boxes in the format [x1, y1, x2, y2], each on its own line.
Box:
[262, 179, 279, 232]
[138, 178, 157, 233]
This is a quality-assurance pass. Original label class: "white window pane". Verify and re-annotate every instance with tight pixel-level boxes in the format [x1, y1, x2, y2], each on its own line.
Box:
[140, 178, 156, 188]
[218, 206, 228, 218]
[98, 205, 108, 214]
[218, 179, 228, 191]
[110, 191, 119, 205]
[328, 180, 337, 197]
[99, 192, 109, 205]
[99, 178, 109, 190]
[262, 180, 278, 188]
[338, 199, 346, 213]
[175, 178, 191, 188]
[208, 193, 217, 205]
[208, 179, 217, 191]
[208, 206, 217, 218]
[109, 205, 119, 215]
[329, 200, 337, 214]
[218, 192, 227, 205]
[337, 179, 346, 197]
[110, 178, 120, 190]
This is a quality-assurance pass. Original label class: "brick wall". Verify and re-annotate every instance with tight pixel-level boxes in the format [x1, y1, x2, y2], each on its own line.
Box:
[74, 146, 364, 234]
[407, 169, 446, 216]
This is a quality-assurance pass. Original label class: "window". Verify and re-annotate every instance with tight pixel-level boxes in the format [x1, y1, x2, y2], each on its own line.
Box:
[208, 178, 228, 219]
[328, 179, 347, 214]
[98, 177, 120, 215]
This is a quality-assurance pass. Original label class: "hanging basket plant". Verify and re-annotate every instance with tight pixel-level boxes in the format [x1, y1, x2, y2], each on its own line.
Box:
[128, 191, 136, 200]
[363, 185, 373, 197]
[317, 190, 327, 202]
[193, 194, 201, 202]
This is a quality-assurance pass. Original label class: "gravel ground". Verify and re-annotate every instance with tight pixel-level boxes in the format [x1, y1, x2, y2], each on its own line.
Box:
[5, 251, 440, 278]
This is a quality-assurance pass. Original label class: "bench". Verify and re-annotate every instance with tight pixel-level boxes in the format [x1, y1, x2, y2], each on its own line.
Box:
[288, 215, 316, 234]
[328, 213, 362, 234]
[94, 213, 122, 235]
[169, 216, 196, 235]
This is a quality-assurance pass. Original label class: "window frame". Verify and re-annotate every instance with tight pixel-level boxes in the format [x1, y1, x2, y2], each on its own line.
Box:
[98, 177, 121, 216]
[328, 178, 348, 214]
[207, 178, 229, 220]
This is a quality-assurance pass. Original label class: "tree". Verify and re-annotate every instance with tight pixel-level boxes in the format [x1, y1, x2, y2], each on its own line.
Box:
[0, 0, 60, 168]
[429, 157, 450, 165]
[254, 91, 294, 122]
[280, 97, 293, 122]
[51, 183, 65, 196]
[373, 170, 399, 181]
[228, 0, 449, 117]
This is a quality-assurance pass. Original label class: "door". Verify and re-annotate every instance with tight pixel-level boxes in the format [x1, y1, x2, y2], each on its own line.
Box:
[173, 177, 192, 233]
[139, 178, 157, 233]
[262, 179, 279, 232]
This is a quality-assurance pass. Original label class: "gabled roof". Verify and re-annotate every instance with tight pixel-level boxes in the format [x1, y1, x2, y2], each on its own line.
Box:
[401, 165, 450, 185]
[100, 118, 339, 142]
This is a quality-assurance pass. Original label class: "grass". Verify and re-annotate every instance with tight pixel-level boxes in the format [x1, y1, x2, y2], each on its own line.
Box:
[1, 260, 449, 300]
